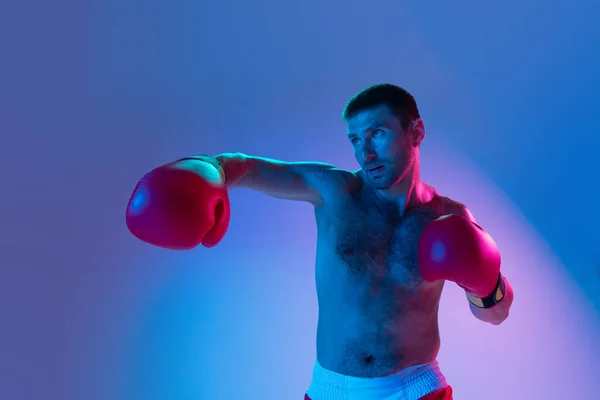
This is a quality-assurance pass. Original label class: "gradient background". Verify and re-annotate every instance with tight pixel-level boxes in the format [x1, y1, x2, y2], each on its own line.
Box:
[2, 0, 600, 399]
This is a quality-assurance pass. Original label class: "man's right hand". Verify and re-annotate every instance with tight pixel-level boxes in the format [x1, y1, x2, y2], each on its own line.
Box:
[125, 156, 231, 250]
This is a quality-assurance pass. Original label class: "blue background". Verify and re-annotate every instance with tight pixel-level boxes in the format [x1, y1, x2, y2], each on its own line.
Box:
[2, 0, 599, 399]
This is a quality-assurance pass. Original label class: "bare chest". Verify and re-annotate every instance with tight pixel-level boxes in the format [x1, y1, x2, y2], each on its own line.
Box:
[323, 192, 445, 288]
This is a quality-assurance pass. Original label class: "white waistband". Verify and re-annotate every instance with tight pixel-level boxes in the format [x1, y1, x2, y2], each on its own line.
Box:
[306, 359, 448, 400]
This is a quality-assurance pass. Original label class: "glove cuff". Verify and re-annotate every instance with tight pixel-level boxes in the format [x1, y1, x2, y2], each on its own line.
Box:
[178, 155, 227, 184]
[466, 273, 506, 309]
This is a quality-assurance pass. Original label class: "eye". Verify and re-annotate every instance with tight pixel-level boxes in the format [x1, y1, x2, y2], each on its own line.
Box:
[372, 129, 383, 137]
[351, 138, 360, 145]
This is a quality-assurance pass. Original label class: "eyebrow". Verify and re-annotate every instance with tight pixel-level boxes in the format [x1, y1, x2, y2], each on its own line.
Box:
[347, 123, 385, 137]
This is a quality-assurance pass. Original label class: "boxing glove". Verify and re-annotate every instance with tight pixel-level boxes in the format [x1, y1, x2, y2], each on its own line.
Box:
[418, 214, 501, 298]
[126, 156, 231, 250]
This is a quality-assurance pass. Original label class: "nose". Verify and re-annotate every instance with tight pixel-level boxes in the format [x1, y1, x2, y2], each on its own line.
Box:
[362, 142, 376, 162]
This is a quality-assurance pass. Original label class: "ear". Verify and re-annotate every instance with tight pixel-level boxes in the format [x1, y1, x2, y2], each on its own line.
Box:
[412, 118, 425, 146]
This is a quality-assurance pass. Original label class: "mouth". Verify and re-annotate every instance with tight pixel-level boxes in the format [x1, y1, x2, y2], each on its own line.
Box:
[366, 165, 385, 177]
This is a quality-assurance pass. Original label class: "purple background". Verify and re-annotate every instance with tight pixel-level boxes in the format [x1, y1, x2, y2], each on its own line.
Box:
[2, 0, 599, 399]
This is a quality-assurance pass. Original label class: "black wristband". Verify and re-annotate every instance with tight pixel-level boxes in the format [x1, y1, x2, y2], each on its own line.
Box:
[177, 155, 227, 184]
[466, 273, 506, 309]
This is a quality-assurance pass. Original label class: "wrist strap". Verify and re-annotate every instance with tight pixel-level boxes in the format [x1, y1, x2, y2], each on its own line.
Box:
[177, 155, 227, 184]
[466, 273, 506, 309]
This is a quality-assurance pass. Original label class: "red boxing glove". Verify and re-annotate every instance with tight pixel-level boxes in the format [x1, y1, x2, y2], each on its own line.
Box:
[418, 214, 501, 298]
[126, 156, 231, 250]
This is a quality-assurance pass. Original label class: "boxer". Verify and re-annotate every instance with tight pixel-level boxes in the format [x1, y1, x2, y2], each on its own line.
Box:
[126, 83, 514, 399]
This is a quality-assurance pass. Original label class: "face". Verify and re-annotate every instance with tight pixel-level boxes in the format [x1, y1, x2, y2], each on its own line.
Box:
[346, 105, 424, 189]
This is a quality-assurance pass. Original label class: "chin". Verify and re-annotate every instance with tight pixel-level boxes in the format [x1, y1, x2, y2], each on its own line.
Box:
[370, 176, 396, 190]
[363, 168, 402, 190]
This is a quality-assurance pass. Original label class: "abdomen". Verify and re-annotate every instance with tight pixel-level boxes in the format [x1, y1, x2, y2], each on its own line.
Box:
[315, 263, 443, 378]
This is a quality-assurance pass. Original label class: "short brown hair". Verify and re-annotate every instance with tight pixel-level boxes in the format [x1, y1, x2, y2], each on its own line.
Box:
[342, 83, 420, 129]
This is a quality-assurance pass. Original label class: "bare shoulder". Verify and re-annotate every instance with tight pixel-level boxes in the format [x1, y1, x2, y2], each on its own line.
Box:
[308, 165, 361, 204]
[430, 194, 476, 222]
[303, 162, 356, 183]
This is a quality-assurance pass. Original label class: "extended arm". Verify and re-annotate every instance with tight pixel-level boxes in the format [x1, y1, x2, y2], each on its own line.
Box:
[125, 152, 347, 250]
[214, 152, 345, 206]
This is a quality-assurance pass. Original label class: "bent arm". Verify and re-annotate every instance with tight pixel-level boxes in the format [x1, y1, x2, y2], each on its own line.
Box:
[213, 152, 344, 206]
[449, 204, 514, 325]
[469, 275, 514, 325]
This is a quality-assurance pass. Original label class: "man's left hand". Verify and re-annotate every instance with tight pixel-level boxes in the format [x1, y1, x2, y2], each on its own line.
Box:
[418, 214, 501, 298]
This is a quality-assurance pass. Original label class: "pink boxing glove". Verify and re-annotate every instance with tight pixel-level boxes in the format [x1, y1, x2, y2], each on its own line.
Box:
[126, 156, 231, 250]
[418, 214, 501, 299]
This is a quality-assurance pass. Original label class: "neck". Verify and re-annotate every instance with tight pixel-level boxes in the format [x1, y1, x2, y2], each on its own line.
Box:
[376, 155, 433, 215]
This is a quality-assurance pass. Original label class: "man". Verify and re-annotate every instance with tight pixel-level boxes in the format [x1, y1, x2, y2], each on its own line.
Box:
[126, 84, 514, 400]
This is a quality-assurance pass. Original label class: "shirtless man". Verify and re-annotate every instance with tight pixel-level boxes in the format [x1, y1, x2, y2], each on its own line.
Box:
[126, 84, 514, 400]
